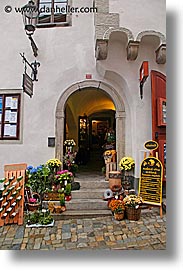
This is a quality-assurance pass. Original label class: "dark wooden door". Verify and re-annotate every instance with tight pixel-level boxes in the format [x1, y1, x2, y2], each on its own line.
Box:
[151, 71, 166, 181]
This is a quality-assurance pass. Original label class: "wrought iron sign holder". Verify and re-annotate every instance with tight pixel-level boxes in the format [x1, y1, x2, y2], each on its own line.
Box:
[20, 53, 40, 98]
[20, 53, 40, 81]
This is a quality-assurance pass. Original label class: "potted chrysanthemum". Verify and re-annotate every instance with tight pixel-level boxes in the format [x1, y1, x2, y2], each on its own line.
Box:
[123, 194, 144, 221]
[119, 156, 135, 190]
[46, 158, 62, 173]
[109, 199, 125, 220]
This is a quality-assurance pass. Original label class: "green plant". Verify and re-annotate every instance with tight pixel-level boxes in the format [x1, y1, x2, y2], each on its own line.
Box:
[59, 193, 65, 206]
[70, 164, 78, 175]
[56, 170, 73, 184]
[65, 183, 71, 196]
[26, 165, 51, 197]
[25, 210, 53, 225]
[101, 166, 106, 174]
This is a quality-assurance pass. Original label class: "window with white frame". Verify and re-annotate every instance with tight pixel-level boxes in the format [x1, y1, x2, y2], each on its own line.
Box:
[37, 0, 70, 26]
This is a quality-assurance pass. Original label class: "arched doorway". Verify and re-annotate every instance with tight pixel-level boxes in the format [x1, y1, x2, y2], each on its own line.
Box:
[55, 80, 127, 171]
[64, 88, 116, 171]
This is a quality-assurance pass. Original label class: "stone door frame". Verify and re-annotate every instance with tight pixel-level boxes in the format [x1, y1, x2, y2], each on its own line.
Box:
[55, 80, 126, 166]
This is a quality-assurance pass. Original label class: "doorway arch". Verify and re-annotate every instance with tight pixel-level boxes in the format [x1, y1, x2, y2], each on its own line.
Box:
[55, 80, 126, 166]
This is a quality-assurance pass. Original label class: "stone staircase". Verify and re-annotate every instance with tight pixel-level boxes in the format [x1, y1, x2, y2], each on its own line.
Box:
[47, 173, 112, 219]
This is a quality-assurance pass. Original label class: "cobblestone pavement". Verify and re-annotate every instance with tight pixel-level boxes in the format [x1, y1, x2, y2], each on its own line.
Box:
[0, 208, 166, 250]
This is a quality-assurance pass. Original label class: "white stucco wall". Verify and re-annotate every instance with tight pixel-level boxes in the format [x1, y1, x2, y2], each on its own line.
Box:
[109, 0, 166, 39]
[0, 0, 166, 178]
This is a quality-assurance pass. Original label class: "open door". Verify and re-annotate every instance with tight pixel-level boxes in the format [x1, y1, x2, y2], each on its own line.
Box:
[151, 71, 166, 183]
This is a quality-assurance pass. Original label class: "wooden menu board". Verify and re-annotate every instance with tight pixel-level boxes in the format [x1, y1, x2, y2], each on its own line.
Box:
[139, 157, 163, 206]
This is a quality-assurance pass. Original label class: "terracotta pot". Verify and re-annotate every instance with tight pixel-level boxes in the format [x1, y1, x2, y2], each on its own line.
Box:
[114, 211, 124, 221]
[54, 206, 62, 214]
[61, 206, 66, 212]
[109, 171, 122, 192]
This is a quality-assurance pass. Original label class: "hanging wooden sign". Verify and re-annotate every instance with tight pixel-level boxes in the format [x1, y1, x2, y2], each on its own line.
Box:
[23, 73, 33, 98]
[139, 156, 163, 207]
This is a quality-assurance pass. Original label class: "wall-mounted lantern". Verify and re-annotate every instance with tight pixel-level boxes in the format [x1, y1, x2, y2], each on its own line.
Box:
[21, 1, 39, 57]
[139, 61, 149, 99]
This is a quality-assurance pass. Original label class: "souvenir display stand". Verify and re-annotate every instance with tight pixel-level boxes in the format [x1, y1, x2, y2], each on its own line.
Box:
[0, 163, 26, 226]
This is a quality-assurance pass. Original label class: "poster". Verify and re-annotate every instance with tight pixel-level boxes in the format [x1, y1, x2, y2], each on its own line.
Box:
[9, 112, 17, 123]
[4, 124, 10, 136]
[11, 97, 18, 109]
[5, 110, 11, 122]
[9, 125, 17, 137]
[5, 97, 12, 108]
[0, 96, 2, 110]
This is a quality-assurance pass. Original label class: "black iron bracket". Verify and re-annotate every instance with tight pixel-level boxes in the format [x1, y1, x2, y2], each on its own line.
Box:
[20, 53, 40, 81]
[28, 35, 38, 57]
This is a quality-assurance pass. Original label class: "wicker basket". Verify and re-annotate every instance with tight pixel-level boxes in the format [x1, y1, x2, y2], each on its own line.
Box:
[114, 211, 125, 221]
[125, 207, 141, 221]
[27, 203, 41, 212]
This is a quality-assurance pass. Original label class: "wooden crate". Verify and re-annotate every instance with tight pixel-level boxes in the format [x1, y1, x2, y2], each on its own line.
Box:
[105, 162, 117, 180]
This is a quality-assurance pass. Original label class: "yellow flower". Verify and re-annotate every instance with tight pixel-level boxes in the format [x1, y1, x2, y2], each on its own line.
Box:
[46, 158, 62, 168]
[119, 157, 135, 171]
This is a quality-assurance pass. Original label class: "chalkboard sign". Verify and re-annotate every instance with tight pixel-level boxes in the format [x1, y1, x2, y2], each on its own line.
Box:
[139, 157, 163, 206]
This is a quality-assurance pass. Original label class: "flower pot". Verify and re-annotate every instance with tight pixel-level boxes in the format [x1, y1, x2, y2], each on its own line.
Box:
[126, 207, 141, 221]
[114, 211, 124, 221]
[54, 206, 62, 214]
[65, 195, 72, 201]
[109, 171, 122, 192]
[60, 206, 66, 212]
[27, 203, 41, 212]
[43, 192, 60, 201]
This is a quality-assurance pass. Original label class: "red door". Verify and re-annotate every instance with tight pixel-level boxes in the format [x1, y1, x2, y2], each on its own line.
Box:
[151, 71, 166, 182]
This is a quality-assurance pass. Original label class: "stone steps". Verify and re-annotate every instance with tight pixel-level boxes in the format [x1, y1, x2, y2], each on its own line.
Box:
[52, 209, 112, 220]
[78, 180, 109, 189]
[42, 174, 112, 219]
[71, 189, 106, 199]
[43, 198, 109, 210]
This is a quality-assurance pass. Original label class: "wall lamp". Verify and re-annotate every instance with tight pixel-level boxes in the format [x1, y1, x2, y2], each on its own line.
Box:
[21, 1, 39, 57]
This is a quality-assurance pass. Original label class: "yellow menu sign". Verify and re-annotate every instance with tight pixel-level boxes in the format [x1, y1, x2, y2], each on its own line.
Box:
[139, 157, 163, 206]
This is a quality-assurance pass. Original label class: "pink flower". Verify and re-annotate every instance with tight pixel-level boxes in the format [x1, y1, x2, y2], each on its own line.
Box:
[57, 170, 69, 175]
[29, 198, 37, 203]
